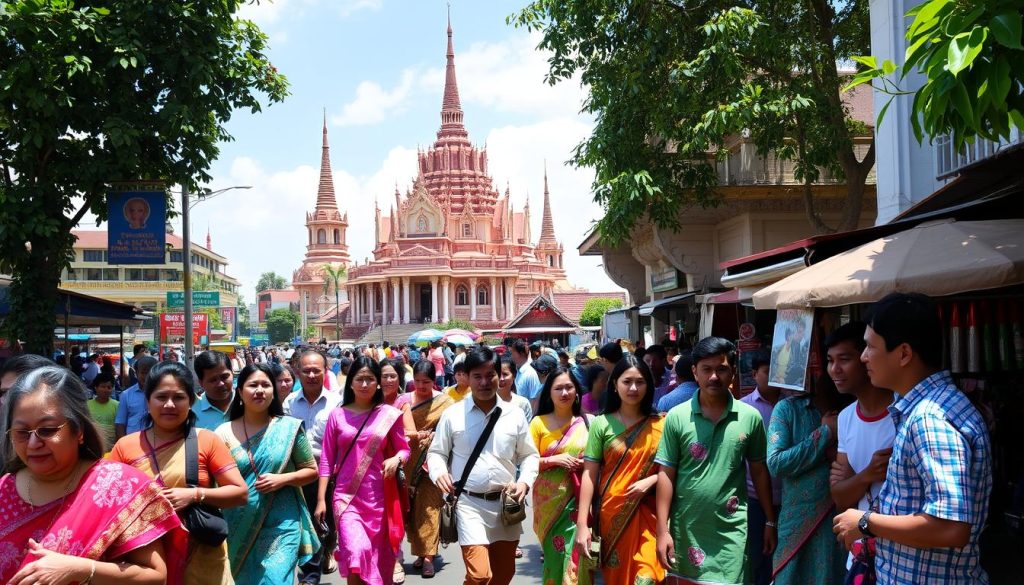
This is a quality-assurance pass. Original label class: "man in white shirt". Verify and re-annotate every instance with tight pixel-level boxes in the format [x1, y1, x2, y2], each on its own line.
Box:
[428, 346, 540, 585]
[827, 321, 895, 574]
[283, 348, 342, 585]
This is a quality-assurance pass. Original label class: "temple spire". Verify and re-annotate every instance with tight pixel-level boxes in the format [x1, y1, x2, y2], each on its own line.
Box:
[437, 11, 468, 143]
[539, 162, 557, 243]
[206, 225, 212, 250]
[316, 112, 339, 210]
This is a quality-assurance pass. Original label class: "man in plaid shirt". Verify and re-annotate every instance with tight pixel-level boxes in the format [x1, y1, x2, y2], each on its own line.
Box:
[833, 293, 991, 584]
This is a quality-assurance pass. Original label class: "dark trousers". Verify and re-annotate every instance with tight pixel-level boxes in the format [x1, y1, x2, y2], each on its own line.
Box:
[299, 479, 336, 583]
[747, 497, 779, 585]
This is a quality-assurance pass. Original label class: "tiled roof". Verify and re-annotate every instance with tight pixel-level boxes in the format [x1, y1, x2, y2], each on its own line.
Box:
[72, 230, 226, 260]
[516, 291, 627, 322]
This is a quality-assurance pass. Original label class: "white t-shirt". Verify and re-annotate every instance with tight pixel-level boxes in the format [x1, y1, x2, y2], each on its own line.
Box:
[837, 399, 896, 567]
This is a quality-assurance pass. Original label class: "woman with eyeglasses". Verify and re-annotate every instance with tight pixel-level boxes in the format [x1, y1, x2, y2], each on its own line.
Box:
[215, 363, 320, 584]
[315, 356, 411, 585]
[0, 366, 186, 585]
[109, 361, 248, 585]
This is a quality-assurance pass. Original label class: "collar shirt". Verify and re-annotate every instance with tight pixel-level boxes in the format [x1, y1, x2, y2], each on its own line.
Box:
[113, 384, 149, 435]
[192, 392, 233, 431]
[876, 371, 992, 585]
[427, 397, 539, 494]
[283, 387, 342, 460]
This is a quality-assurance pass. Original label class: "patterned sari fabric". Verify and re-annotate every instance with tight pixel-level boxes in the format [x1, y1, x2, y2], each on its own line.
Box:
[399, 392, 454, 557]
[217, 416, 320, 584]
[585, 415, 666, 585]
[0, 461, 187, 584]
[109, 429, 239, 585]
[532, 416, 590, 585]
[767, 396, 846, 585]
[321, 405, 411, 585]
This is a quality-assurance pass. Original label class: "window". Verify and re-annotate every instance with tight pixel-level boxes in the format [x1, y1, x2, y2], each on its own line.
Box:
[477, 286, 489, 306]
[104, 268, 119, 280]
[126, 269, 143, 281]
[83, 250, 105, 262]
[162, 269, 180, 281]
[333, 229, 340, 244]
[456, 285, 469, 306]
[64, 269, 78, 281]
[85, 268, 102, 281]
[317, 229, 327, 244]
[143, 269, 159, 281]
[169, 250, 183, 263]
[462, 223, 472, 238]
[548, 255, 554, 267]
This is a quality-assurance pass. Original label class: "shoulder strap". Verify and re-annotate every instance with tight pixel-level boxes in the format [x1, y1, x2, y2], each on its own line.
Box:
[332, 406, 377, 476]
[593, 416, 651, 535]
[453, 406, 502, 499]
[185, 427, 200, 487]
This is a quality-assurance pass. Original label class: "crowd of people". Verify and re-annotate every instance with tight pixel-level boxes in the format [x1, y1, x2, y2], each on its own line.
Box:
[0, 292, 993, 585]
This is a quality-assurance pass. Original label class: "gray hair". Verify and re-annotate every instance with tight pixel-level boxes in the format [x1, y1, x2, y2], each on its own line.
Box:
[0, 366, 104, 473]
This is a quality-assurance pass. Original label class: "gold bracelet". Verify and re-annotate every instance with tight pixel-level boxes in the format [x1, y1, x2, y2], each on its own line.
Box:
[199, 488, 207, 503]
[82, 560, 96, 584]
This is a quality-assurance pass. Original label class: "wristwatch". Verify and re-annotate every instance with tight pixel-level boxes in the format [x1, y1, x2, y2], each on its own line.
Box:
[858, 510, 875, 538]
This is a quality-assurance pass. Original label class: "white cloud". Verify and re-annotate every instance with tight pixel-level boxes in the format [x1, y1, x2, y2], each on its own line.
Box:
[332, 70, 417, 127]
[235, 0, 381, 27]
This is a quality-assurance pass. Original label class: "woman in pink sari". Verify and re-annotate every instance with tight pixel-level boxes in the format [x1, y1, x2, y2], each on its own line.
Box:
[316, 356, 411, 585]
[0, 366, 186, 585]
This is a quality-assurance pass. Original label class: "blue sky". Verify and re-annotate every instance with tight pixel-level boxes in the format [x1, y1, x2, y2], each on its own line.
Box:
[170, 0, 622, 303]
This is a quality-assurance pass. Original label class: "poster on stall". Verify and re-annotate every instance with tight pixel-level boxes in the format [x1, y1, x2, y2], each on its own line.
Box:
[219, 307, 238, 342]
[768, 308, 814, 391]
[107, 187, 166, 264]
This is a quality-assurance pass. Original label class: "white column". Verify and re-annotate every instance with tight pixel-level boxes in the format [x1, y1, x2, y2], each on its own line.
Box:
[368, 282, 376, 326]
[382, 280, 390, 326]
[402, 278, 411, 324]
[430, 277, 439, 323]
[348, 286, 355, 325]
[353, 285, 361, 324]
[469, 278, 478, 321]
[506, 278, 516, 320]
[490, 277, 497, 321]
[441, 277, 450, 322]
[391, 278, 400, 324]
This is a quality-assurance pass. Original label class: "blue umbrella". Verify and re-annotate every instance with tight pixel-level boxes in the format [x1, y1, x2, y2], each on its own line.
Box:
[407, 328, 444, 346]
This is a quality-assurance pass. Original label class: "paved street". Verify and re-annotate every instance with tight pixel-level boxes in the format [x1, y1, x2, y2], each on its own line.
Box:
[322, 507, 544, 585]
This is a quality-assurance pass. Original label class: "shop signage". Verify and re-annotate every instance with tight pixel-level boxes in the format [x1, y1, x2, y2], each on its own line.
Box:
[107, 184, 166, 264]
[650, 268, 680, 293]
[159, 312, 209, 337]
[166, 291, 220, 308]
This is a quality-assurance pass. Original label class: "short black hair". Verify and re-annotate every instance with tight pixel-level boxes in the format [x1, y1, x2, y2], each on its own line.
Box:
[193, 350, 231, 382]
[865, 293, 943, 369]
[0, 354, 53, 380]
[92, 372, 116, 388]
[825, 321, 868, 353]
[691, 336, 737, 367]
[751, 352, 771, 373]
[412, 358, 436, 381]
[674, 353, 695, 382]
[464, 346, 500, 375]
[599, 342, 623, 363]
[229, 363, 285, 420]
[133, 343, 147, 355]
[603, 354, 656, 416]
[645, 344, 667, 360]
[511, 339, 529, 357]
[452, 360, 467, 374]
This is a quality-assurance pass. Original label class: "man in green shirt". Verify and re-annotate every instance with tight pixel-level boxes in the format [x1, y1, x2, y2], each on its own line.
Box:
[655, 337, 777, 585]
[87, 372, 119, 451]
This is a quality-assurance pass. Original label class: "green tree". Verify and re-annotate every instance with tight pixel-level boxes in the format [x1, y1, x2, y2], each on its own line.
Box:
[511, 1, 874, 242]
[265, 308, 300, 345]
[192, 272, 219, 292]
[197, 307, 224, 331]
[321, 264, 346, 342]
[236, 295, 251, 337]
[578, 298, 625, 327]
[440, 319, 476, 331]
[255, 271, 288, 292]
[846, 0, 1024, 151]
[0, 1, 288, 355]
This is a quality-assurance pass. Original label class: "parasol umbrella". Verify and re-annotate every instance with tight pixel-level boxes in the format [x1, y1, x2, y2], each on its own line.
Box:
[753, 218, 1024, 310]
[443, 328, 480, 341]
[444, 333, 476, 347]
[407, 328, 444, 347]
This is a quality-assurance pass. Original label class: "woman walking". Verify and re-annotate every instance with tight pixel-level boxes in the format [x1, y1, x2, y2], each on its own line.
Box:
[315, 356, 411, 585]
[110, 361, 248, 585]
[531, 367, 591, 585]
[273, 363, 297, 403]
[394, 360, 454, 578]
[575, 355, 665, 585]
[767, 375, 850, 584]
[0, 366, 186, 585]
[381, 357, 417, 582]
[216, 364, 320, 583]
[498, 355, 533, 421]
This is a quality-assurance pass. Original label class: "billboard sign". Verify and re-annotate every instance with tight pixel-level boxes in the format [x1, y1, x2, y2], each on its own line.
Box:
[107, 186, 166, 264]
[166, 291, 221, 309]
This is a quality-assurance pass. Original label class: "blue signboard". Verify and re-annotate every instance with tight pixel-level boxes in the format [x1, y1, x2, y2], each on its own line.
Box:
[107, 190, 166, 264]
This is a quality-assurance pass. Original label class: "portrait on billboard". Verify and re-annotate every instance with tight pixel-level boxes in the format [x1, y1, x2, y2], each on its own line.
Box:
[122, 197, 151, 230]
[107, 188, 166, 264]
[768, 308, 814, 391]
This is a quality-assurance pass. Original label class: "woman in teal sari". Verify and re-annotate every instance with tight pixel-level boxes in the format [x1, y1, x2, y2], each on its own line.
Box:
[215, 363, 320, 584]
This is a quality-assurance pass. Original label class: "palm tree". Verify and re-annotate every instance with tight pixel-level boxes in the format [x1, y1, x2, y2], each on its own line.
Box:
[321, 264, 347, 342]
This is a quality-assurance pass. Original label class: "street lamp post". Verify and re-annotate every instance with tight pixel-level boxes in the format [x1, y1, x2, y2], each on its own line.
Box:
[181, 185, 251, 366]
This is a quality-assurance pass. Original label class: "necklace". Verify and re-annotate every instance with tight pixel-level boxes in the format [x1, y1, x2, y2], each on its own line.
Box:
[24, 462, 83, 508]
[241, 417, 266, 474]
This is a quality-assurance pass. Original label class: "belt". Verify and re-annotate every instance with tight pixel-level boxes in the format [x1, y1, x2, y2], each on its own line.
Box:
[464, 490, 503, 501]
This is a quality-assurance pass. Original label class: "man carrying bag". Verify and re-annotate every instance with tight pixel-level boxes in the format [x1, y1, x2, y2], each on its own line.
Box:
[429, 346, 540, 585]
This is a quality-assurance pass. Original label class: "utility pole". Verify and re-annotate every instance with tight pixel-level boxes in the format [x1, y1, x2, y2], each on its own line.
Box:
[182, 185, 194, 366]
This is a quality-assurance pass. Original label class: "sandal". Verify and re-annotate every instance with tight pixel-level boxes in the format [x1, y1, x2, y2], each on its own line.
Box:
[422, 558, 436, 579]
[394, 561, 406, 584]
[412, 557, 424, 571]
[515, 547, 524, 559]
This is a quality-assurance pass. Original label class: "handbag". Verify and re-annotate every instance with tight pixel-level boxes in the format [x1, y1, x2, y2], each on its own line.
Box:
[439, 406, 502, 546]
[181, 427, 230, 547]
[500, 490, 526, 526]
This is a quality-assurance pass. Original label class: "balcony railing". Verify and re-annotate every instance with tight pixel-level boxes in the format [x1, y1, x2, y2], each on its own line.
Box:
[935, 127, 1024, 181]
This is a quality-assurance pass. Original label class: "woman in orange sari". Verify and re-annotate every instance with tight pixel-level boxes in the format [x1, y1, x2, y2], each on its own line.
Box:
[576, 355, 665, 585]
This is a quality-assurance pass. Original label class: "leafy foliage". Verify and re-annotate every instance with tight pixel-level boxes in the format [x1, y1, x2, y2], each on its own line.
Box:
[0, 1, 288, 354]
[265, 308, 300, 345]
[439, 319, 475, 332]
[578, 297, 625, 327]
[256, 271, 289, 292]
[321, 264, 346, 341]
[197, 307, 224, 331]
[845, 0, 1024, 150]
[510, 0, 874, 241]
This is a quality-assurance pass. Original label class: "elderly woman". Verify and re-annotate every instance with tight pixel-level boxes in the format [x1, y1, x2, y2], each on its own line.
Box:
[110, 361, 248, 585]
[0, 366, 186, 584]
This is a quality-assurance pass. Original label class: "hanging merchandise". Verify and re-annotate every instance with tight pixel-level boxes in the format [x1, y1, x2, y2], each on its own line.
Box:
[967, 302, 981, 373]
[982, 301, 998, 372]
[950, 302, 965, 374]
[998, 301, 1014, 371]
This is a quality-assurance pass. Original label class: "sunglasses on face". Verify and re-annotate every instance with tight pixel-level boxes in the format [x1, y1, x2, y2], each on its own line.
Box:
[8, 422, 68, 444]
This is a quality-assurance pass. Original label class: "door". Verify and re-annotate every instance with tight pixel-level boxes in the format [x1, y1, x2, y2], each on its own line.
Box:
[419, 284, 432, 322]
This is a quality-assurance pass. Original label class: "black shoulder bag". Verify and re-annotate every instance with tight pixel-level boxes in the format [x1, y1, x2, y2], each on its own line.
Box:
[589, 416, 650, 565]
[439, 406, 502, 546]
[181, 427, 230, 546]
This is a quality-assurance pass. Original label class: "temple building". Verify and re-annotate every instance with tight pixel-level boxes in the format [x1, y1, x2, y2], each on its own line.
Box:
[294, 19, 625, 340]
